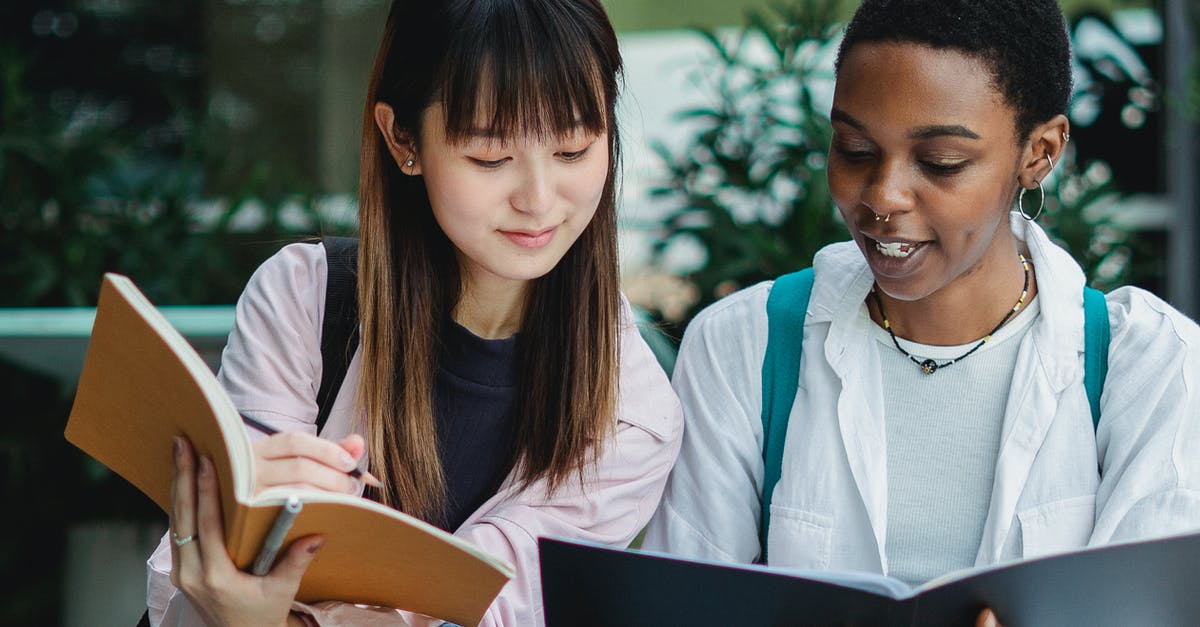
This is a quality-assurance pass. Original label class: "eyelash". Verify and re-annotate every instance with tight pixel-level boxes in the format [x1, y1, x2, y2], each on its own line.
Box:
[832, 141, 873, 159]
[559, 146, 590, 162]
[833, 145, 968, 177]
[468, 145, 591, 169]
[920, 160, 968, 176]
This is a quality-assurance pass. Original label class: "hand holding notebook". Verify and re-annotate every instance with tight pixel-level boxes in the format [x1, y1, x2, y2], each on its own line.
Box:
[66, 273, 513, 626]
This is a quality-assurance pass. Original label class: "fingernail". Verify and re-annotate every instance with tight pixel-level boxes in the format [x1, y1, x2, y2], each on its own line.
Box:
[308, 539, 325, 554]
[339, 451, 357, 471]
[199, 456, 212, 477]
[172, 436, 183, 457]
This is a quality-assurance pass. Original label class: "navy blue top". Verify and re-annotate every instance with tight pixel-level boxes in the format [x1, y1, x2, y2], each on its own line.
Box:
[432, 320, 519, 531]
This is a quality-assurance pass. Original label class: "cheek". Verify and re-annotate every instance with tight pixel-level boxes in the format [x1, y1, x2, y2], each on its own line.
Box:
[825, 163, 860, 218]
[566, 158, 609, 217]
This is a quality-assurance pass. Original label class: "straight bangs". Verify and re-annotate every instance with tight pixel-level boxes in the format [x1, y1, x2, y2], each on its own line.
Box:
[436, 0, 617, 145]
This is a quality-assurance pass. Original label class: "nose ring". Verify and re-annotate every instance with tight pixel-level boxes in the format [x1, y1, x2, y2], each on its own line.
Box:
[875, 213, 891, 222]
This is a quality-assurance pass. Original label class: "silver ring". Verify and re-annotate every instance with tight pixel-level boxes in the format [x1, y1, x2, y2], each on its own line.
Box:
[172, 531, 197, 547]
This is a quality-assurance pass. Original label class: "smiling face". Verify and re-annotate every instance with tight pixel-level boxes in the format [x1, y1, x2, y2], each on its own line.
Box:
[412, 103, 610, 294]
[827, 41, 1026, 304]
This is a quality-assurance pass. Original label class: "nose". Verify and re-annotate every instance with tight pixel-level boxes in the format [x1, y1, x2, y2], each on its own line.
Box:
[861, 159, 915, 219]
[510, 162, 555, 217]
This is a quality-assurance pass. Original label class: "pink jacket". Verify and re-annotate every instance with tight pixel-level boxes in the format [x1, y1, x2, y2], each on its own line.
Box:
[147, 242, 683, 626]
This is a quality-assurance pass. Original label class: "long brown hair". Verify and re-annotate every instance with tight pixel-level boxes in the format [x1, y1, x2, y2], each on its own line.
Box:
[357, 0, 622, 523]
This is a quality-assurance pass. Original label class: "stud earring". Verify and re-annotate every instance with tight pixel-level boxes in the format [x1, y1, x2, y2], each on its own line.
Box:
[404, 159, 414, 168]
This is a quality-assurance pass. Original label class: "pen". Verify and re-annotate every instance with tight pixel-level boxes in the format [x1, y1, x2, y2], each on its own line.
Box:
[251, 494, 303, 575]
[240, 412, 384, 489]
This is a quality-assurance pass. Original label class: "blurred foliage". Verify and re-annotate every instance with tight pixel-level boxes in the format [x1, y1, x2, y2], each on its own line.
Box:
[650, 0, 846, 325]
[0, 3, 350, 624]
[0, 45, 326, 308]
[650, 1, 1164, 328]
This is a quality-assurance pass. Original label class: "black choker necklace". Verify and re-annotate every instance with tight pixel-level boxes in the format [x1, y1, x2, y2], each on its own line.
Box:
[870, 254, 1031, 375]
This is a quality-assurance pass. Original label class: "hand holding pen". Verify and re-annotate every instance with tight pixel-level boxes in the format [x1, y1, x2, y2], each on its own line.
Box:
[241, 413, 384, 492]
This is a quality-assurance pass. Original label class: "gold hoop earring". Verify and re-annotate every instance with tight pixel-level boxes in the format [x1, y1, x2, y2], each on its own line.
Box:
[1018, 180, 1045, 221]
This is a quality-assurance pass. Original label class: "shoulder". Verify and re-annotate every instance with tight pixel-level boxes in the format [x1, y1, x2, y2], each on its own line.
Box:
[1099, 283, 1200, 379]
[1105, 286, 1200, 359]
[217, 241, 332, 425]
[686, 281, 773, 340]
[236, 241, 329, 322]
[242, 241, 329, 302]
[672, 281, 774, 388]
[615, 292, 683, 440]
[227, 241, 330, 353]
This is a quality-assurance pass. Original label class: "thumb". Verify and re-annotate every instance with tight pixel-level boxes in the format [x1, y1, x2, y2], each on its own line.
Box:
[269, 535, 325, 589]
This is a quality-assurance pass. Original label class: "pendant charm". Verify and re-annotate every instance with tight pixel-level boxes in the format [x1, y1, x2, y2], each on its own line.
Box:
[920, 359, 938, 375]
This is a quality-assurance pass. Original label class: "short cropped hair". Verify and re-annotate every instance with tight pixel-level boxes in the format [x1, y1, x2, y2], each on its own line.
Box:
[836, 0, 1072, 141]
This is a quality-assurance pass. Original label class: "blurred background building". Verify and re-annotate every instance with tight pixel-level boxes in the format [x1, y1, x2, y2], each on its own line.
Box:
[0, 0, 1194, 624]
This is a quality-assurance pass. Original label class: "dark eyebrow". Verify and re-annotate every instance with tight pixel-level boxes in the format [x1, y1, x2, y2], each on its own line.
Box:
[830, 109, 864, 130]
[830, 108, 980, 140]
[908, 124, 980, 140]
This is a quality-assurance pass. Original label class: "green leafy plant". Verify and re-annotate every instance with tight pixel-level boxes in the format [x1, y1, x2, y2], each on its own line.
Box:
[0, 48, 330, 308]
[650, 0, 849, 325]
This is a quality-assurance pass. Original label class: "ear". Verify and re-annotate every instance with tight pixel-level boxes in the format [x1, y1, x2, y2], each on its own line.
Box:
[1017, 113, 1069, 189]
[373, 102, 422, 176]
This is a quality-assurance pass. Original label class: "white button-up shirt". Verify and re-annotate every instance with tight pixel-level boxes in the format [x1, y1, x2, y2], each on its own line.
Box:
[643, 216, 1200, 578]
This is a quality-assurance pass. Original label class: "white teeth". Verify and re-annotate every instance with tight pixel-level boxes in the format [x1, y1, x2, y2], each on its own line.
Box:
[876, 241, 918, 258]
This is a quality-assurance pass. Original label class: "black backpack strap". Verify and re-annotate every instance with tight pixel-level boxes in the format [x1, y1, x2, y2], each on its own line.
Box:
[316, 236, 360, 436]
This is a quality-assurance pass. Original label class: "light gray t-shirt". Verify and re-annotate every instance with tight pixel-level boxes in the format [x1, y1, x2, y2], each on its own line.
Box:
[871, 297, 1040, 585]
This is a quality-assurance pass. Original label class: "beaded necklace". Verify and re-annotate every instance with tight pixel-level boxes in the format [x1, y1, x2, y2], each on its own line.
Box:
[870, 254, 1031, 375]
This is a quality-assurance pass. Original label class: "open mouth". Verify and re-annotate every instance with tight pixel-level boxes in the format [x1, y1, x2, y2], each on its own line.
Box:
[874, 240, 923, 258]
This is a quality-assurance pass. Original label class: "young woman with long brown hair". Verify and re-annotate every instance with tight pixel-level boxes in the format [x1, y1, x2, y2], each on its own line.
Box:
[146, 1, 682, 625]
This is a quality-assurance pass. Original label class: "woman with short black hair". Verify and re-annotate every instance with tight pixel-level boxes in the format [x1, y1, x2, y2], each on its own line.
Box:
[645, 0, 1199, 619]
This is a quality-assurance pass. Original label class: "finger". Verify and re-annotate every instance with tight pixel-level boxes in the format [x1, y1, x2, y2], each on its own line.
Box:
[976, 608, 999, 627]
[336, 433, 366, 462]
[255, 431, 360, 474]
[265, 535, 325, 597]
[255, 456, 361, 495]
[170, 436, 200, 587]
[195, 455, 236, 575]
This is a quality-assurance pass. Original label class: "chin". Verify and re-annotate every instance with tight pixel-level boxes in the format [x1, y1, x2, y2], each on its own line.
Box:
[872, 276, 938, 303]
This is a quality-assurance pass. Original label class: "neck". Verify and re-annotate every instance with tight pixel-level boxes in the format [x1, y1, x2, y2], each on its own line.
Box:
[870, 241, 1037, 346]
[453, 273, 530, 340]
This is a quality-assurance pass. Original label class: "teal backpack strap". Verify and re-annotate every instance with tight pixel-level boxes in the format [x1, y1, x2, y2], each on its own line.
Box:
[759, 267, 815, 562]
[1083, 286, 1110, 430]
